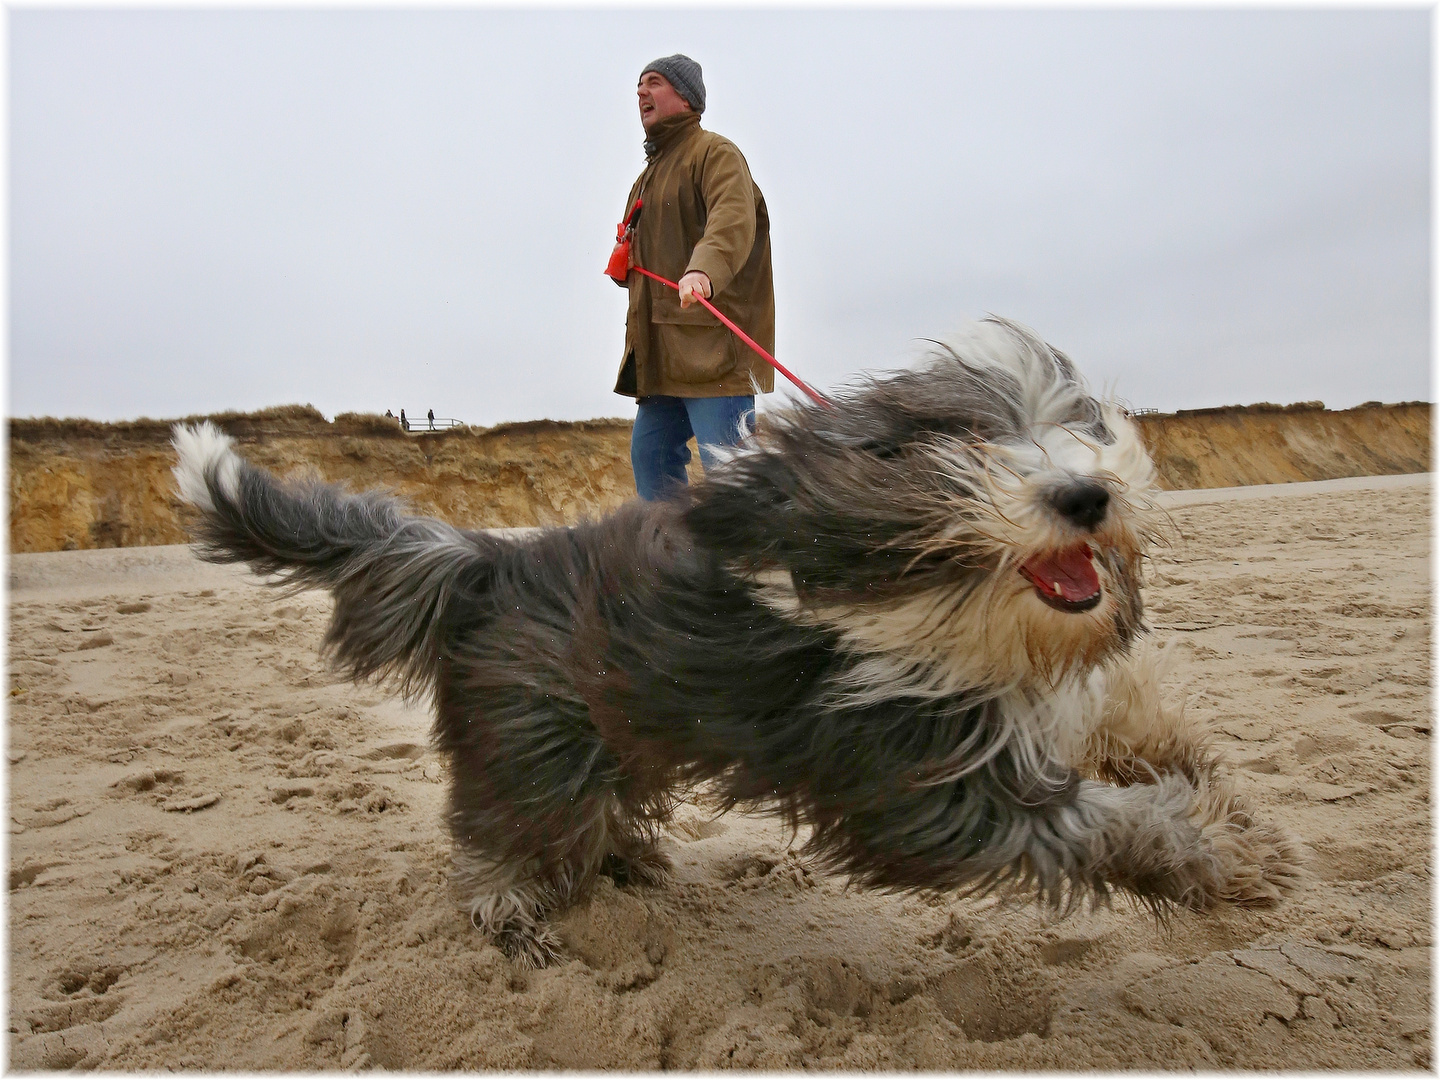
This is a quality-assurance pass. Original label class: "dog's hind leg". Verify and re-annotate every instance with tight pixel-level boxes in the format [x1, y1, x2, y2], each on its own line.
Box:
[447, 819, 615, 969]
[601, 844, 672, 888]
[452, 852, 567, 969]
[599, 813, 673, 888]
[440, 676, 670, 966]
[452, 802, 670, 965]
[449, 814, 614, 969]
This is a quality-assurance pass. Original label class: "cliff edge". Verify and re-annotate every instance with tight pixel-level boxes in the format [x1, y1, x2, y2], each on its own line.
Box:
[7, 400, 1430, 554]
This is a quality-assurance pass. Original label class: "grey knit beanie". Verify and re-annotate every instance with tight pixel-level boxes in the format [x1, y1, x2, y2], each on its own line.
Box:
[640, 54, 705, 114]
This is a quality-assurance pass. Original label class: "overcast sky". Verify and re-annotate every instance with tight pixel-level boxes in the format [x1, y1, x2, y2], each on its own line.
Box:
[8, 7, 1431, 425]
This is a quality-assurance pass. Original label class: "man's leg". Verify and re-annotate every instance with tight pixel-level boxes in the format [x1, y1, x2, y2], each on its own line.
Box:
[631, 396, 694, 501]
[682, 395, 756, 471]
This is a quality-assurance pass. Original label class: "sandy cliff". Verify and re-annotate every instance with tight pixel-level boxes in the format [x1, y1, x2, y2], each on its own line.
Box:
[7, 401, 1430, 555]
[8, 409, 637, 555]
[1134, 401, 1430, 490]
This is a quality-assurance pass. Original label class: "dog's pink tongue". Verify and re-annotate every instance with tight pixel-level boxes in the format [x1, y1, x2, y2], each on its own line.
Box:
[1020, 545, 1099, 602]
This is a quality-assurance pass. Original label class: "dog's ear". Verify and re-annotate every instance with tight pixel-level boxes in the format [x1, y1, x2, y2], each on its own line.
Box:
[683, 366, 998, 574]
[682, 408, 951, 599]
[681, 441, 801, 569]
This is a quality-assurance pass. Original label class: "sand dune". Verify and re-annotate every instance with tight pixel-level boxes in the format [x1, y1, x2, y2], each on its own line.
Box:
[7, 475, 1431, 1069]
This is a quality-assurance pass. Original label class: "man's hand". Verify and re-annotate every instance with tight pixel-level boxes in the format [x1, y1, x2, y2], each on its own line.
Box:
[678, 271, 712, 308]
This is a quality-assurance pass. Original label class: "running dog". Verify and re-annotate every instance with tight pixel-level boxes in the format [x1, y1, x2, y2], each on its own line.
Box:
[172, 317, 1302, 966]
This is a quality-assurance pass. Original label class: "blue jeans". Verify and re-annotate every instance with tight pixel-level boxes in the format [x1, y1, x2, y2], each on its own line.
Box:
[631, 395, 756, 501]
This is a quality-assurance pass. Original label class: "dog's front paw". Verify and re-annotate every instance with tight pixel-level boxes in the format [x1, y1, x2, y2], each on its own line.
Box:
[1195, 785, 1306, 907]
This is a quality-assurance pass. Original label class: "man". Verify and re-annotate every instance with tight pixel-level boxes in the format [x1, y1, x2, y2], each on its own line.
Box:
[612, 54, 775, 500]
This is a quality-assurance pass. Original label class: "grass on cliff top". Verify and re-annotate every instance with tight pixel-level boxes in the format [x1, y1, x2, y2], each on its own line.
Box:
[10, 404, 326, 438]
[12, 399, 1425, 442]
[8, 404, 636, 442]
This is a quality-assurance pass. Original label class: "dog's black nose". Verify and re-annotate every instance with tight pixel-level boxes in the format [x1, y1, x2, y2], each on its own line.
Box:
[1051, 481, 1110, 530]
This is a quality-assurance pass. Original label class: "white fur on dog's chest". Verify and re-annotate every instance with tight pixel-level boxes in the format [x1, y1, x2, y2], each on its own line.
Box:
[745, 562, 1122, 705]
[746, 565, 1102, 771]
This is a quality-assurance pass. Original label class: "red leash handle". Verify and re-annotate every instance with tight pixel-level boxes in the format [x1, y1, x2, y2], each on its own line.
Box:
[630, 265, 832, 409]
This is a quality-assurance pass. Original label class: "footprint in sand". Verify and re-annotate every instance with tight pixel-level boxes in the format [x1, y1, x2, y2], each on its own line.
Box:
[668, 813, 728, 842]
[107, 768, 219, 812]
[361, 742, 426, 762]
[11, 860, 68, 890]
[1310, 839, 1405, 882]
[925, 949, 1054, 1042]
[11, 967, 126, 1068]
[1293, 734, 1357, 763]
[111, 768, 184, 794]
[1238, 756, 1282, 774]
[268, 781, 317, 805]
[160, 793, 222, 813]
[16, 798, 93, 830]
[1038, 934, 1107, 967]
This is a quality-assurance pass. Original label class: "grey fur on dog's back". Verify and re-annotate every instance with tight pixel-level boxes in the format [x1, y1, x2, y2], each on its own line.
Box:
[173, 317, 1302, 965]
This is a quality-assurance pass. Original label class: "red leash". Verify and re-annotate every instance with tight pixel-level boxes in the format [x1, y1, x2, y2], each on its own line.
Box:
[606, 197, 830, 407]
[629, 264, 832, 409]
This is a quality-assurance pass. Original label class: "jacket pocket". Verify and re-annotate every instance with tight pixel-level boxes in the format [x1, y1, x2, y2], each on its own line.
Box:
[658, 324, 737, 384]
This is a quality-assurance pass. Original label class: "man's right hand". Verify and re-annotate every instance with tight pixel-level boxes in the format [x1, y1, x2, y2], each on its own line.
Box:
[678, 271, 712, 308]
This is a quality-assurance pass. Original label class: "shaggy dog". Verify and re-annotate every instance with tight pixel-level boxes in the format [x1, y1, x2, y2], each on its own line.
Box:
[172, 317, 1302, 966]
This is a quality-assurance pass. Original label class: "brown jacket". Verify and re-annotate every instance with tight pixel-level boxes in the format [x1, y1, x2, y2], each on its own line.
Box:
[614, 112, 775, 399]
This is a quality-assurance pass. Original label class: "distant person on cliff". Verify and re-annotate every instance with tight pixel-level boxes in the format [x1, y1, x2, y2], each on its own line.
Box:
[428, 409, 435, 431]
[400, 409, 409, 432]
[609, 54, 775, 500]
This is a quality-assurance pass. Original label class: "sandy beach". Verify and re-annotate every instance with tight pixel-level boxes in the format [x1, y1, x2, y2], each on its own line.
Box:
[7, 474, 1431, 1069]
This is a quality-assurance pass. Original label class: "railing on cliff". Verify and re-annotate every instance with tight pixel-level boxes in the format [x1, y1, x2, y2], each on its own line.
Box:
[396, 416, 465, 434]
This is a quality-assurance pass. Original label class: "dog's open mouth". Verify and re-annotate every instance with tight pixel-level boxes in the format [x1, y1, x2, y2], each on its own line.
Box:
[1019, 544, 1102, 613]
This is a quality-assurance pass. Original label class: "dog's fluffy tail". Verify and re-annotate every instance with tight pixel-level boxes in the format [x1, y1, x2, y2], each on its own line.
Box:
[172, 421, 498, 695]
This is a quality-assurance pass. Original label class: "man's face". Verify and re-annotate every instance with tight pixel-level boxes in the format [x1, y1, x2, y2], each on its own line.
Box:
[637, 72, 691, 131]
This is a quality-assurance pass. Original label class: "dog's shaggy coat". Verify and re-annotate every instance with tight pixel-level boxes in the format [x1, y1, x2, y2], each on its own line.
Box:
[173, 318, 1302, 965]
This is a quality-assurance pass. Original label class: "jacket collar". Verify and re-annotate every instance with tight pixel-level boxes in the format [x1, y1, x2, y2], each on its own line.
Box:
[643, 111, 702, 160]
